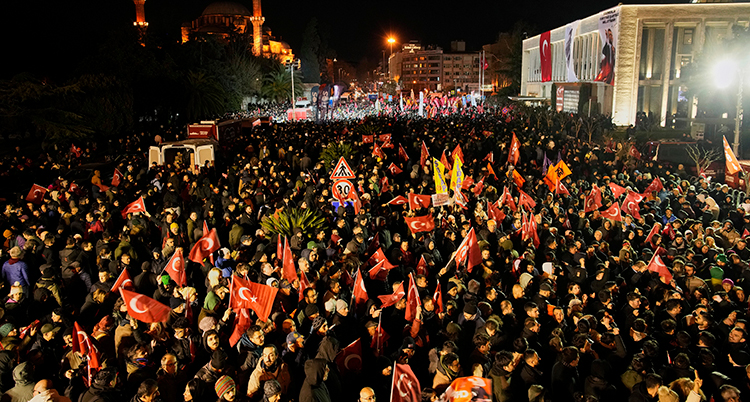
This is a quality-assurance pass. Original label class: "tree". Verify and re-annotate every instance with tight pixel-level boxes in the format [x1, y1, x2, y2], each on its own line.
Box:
[261, 64, 302, 104]
[183, 71, 226, 121]
[686, 144, 721, 176]
[300, 18, 321, 83]
[493, 21, 536, 96]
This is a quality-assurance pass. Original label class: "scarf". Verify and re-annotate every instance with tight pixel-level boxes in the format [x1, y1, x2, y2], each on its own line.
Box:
[439, 355, 459, 381]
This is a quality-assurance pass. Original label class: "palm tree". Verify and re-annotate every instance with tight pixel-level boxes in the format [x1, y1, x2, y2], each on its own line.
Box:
[261, 64, 303, 104]
[184, 70, 225, 121]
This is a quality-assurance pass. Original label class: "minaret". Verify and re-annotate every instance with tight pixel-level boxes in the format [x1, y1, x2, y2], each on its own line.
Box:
[133, 0, 148, 44]
[250, 0, 265, 57]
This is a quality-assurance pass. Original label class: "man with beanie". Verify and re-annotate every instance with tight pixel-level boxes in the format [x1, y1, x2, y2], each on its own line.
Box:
[214, 375, 236, 402]
[2, 247, 29, 290]
[2, 361, 34, 402]
[195, 350, 227, 388]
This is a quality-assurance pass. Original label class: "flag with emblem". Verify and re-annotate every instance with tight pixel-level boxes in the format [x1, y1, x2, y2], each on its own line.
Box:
[420, 141, 429, 167]
[404, 214, 435, 234]
[555, 179, 570, 196]
[647, 254, 672, 283]
[230, 275, 278, 321]
[621, 191, 644, 220]
[452, 144, 464, 164]
[164, 249, 187, 287]
[433, 158, 448, 194]
[387, 163, 402, 176]
[229, 308, 253, 347]
[518, 189, 537, 211]
[405, 273, 421, 322]
[408, 193, 432, 210]
[112, 168, 124, 187]
[499, 186, 517, 212]
[353, 269, 368, 307]
[646, 222, 663, 245]
[26, 184, 47, 205]
[629, 145, 642, 160]
[378, 281, 405, 308]
[391, 364, 421, 402]
[454, 228, 481, 272]
[584, 185, 603, 213]
[449, 157, 464, 194]
[433, 285, 444, 313]
[508, 133, 521, 165]
[601, 203, 622, 222]
[416, 256, 428, 276]
[189, 228, 220, 263]
[609, 182, 627, 198]
[643, 177, 664, 195]
[282, 236, 296, 284]
[335, 339, 363, 375]
[111, 268, 134, 292]
[121, 196, 147, 218]
[119, 288, 171, 323]
[387, 195, 408, 206]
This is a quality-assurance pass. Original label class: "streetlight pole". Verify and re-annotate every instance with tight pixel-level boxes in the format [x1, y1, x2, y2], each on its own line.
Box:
[735, 73, 743, 156]
[289, 60, 296, 121]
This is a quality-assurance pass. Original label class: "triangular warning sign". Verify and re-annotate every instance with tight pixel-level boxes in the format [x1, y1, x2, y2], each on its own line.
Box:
[331, 157, 355, 179]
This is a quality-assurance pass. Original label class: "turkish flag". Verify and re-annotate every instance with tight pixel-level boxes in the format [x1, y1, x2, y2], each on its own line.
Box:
[111, 268, 134, 292]
[408, 193, 432, 210]
[297, 271, 311, 302]
[441, 150, 452, 173]
[399, 144, 409, 162]
[276, 235, 283, 261]
[488, 201, 506, 222]
[164, 249, 187, 287]
[26, 184, 47, 205]
[203, 220, 209, 238]
[365, 232, 381, 258]
[556, 179, 570, 196]
[367, 248, 396, 271]
[373, 143, 385, 159]
[230, 275, 278, 321]
[609, 182, 627, 198]
[452, 144, 464, 164]
[69, 182, 80, 194]
[282, 237, 296, 284]
[744, 228, 750, 238]
[70, 144, 82, 158]
[335, 339, 363, 375]
[112, 168, 123, 187]
[601, 203, 622, 221]
[378, 281, 405, 308]
[420, 141, 430, 167]
[229, 308, 253, 347]
[483, 152, 494, 163]
[351, 189, 363, 215]
[353, 269, 369, 307]
[643, 177, 664, 195]
[621, 191, 644, 219]
[387, 163, 403, 176]
[391, 364, 421, 402]
[433, 286, 444, 313]
[416, 256, 428, 276]
[188, 228, 221, 263]
[405, 273, 421, 322]
[119, 288, 171, 323]
[73, 322, 101, 369]
[379, 134, 392, 143]
[584, 185, 603, 213]
[388, 195, 408, 206]
[725, 136, 742, 174]
[340, 267, 354, 287]
[508, 133, 521, 165]
[487, 163, 497, 180]
[500, 187, 517, 212]
[461, 176, 475, 191]
[121, 196, 147, 218]
[363, 135, 374, 143]
[518, 189, 537, 211]
[368, 260, 392, 281]
[405, 214, 435, 234]
[371, 318, 390, 350]
[629, 145, 642, 160]
[646, 223, 662, 245]
[647, 254, 673, 283]
[540, 31, 552, 82]
[455, 228, 481, 272]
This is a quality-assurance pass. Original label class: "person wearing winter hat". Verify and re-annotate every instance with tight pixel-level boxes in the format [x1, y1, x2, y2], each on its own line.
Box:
[214, 375, 236, 401]
[3, 246, 29, 290]
[0, 323, 16, 339]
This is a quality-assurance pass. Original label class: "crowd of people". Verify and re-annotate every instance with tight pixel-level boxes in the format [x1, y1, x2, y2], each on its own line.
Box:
[0, 103, 747, 402]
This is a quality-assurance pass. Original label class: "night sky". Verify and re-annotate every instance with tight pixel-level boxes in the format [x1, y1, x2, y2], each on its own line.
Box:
[2, 0, 672, 80]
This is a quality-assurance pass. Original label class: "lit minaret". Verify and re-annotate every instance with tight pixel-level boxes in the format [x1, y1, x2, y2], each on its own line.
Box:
[133, 0, 148, 44]
[250, 0, 265, 56]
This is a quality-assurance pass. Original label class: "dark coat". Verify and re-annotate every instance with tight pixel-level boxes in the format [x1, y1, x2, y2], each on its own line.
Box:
[299, 359, 331, 402]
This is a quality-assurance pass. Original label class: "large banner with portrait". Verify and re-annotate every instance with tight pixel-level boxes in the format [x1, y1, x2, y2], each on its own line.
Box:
[594, 7, 620, 85]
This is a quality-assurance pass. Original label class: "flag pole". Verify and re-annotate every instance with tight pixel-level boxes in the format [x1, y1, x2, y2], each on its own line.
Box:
[389, 361, 397, 402]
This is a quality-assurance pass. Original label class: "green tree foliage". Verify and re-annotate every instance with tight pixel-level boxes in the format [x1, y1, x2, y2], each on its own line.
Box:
[260, 207, 326, 239]
[320, 143, 357, 167]
[261, 64, 303, 104]
[0, 73, 93, 143]
[300, 18, 321, 83]
[184, 71, 226, 121]
[72, 74, 134, 138]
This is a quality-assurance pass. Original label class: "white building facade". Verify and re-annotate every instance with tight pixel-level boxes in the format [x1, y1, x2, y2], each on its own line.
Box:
[521, 3, 750, 126]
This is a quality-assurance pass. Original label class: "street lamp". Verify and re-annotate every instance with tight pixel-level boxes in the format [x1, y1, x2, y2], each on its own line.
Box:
[714, 59, 743, 155]
[387, 37, 396, 55]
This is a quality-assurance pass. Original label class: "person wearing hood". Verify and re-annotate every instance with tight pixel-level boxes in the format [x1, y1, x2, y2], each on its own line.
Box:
[195, 350, 229, 389]
[313, 337, 341, 402]
[583, 359, 617, 401]
[629, 374, 663, 402]
[433, 352, 461, 394]
[247, 345, 291, 399]
[1, 362, 34, 402]
[129, 379, 159, 402]
[489, 351, 517, 402]
[298, 359, 330, 402]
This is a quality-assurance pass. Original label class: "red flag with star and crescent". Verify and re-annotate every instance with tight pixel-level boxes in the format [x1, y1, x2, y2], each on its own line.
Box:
[298, 271, 311, 302]
[500, 186, 517, 212]
[416, 256, 428, 276]
[119, 288, 171, 323]
[121, 196, 147, 218]
[454, 228, 482, 272]
[601, 203, 622, 222]
[646, 222, 663, 245]
[643, 177, 664, 195]
[420, 141, 430, 167]
[111, 268, 134, 292]
[433, 285, 444, 313]
[508, 133, 521, 165]
[282, 236, 297, 284]
[621, 191, 644, 220]
[335, 339, 363, 375]
[647, 254, 672, 283]
[405, 273, 421, 322]
[378, 281, 405, 308]
[556, 179, 570, 196]
[188, 228, 220, 263]
[488, 200, 506, 222]
[388, 195, 408, 206]
[609, 182, 627, 199]
[229, 308, 253, 347]
[26, 184, 47, 205]
[230, 275, 278, 321]
[408, 193, 432, 210]
[540, 31, 552, 82]
[518, 189, 537, 211]
[629, 145, 642, 160]
[404, 214, 435, 234]
[584, 185, 603, 213]
[387, 163, 402, 176]
[391, 364, 421, 402]
[112, 168, 124, 187]
[164, 249, 187, 287]
[353, 269, 368, 307]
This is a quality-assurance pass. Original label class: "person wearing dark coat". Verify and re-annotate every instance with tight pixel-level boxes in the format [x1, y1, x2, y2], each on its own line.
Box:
[550, 347, 580, 402]
[314, 336, 342, 402]
[79, 368, 120, 402]
[628, 374, 663, 402]
[298, 358, 331, 402]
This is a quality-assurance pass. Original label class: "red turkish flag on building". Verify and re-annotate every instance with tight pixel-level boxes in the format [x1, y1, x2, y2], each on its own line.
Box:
[408, 193, 432, 210]
[556, 179, 570, 196]
[26, 184, 47, 205]
[455, 228, 482, 272]
[584, 185, 603, 213]
[164, 249, 187, 287]
[229, 308, 253, 347]
[647, 254, 672, 283]
[601, 203, 622, 221]
[112, 168, 123, 187]
[621, 191, 644, 220]
[335, 339, 363, 375]
[282, 237, 296, 284]
[399, 144, 409, 162]
[188, 228, 220, 263]
[500, 186, 517, 212]
[230, 275, 278, 321]
[378, 281, 405, 308]
[420, 141, 430, 167]
[518, 189, 537, 211]
[609, 182, 627, 198]
[643, 177, 664, 195]
[387, 195, 408, 206]
[452, 144, 464, 164]
[433, 285, 444, 313]
[416, 256, 428, 276]
[353, 269, 369, 307]
[405, 273, 421, 322]
[540, 31, 552, 82]
[391, 364, 421, 402]
[508, 133, 521, 165]
[119, 288, 171, 323]
[387, 163, 403, 176]
[404, 214, 435, 234]
[121, 196, 147, 218]
[111, 268, 134, 292]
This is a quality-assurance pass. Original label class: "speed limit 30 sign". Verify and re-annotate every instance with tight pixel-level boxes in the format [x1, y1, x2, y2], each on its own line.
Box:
[332, 179, 354, 202]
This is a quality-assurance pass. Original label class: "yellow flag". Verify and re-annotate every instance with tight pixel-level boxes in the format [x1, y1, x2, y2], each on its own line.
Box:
[554, 160, 572, 180]
[449, 157, 464, 193]
[724, 136, 741, 175]
[433, 158, 448, 194]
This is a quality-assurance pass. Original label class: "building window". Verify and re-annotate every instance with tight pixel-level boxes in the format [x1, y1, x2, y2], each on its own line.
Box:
[683, 28, 693, 45]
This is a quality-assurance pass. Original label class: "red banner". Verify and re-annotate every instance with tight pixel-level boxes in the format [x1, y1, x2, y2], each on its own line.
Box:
[540, 31, 552, 82]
